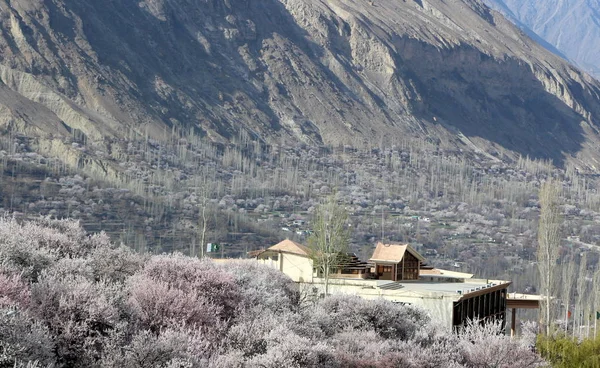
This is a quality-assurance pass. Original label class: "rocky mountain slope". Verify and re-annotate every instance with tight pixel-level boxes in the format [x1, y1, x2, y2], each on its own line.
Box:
[1, 0, 600, 168]
[485, 0, 600, 80]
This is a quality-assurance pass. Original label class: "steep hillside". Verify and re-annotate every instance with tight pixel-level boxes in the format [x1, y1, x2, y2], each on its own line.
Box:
[0, 0, 600, 168]
[485, 0, 600, 80]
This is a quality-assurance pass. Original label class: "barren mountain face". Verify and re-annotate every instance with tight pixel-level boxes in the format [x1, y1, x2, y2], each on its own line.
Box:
[1, 0, 600, 167]
[486, 0, 600, 80]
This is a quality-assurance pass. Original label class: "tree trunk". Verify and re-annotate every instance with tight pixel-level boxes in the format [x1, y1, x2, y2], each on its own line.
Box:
[200, 200, 207, 258]
[324, 265, 329, 296]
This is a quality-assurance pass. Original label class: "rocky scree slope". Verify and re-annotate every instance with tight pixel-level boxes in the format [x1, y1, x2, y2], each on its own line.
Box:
[0, 0, 600, 168]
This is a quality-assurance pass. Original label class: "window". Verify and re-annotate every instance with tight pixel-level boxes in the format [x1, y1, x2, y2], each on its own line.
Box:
[377, 265, 392, 272]
[400, 254, 421, 280]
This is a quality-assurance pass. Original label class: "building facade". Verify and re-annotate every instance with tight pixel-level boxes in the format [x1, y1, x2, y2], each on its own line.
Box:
[251, 240, 510, 331]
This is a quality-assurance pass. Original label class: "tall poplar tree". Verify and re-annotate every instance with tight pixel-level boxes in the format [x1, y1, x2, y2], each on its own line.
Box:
[537, 180, 562, 336]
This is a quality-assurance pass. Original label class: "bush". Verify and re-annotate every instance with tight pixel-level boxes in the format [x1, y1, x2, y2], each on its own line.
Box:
[127, 254, 239, 335]
[313, 295, 429, 339]
[99, 327, 210, 368]
[244, 326, 338, 368]
[0, 218, 547, 368]
[459, 320, 545, 368]
[0, 217, 112, 282]
[222, 260, 300, 314]
[28, 272, 123, 366]
[88, 245, 147, 282]
[0, 310, 55, 367]
[538, 334, 600, 368]
[0, 273, 30, 308]
[328, 330, 395, 367]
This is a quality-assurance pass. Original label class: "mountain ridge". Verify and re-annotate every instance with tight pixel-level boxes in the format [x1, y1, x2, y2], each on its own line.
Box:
[0, 0, 600, 169]
[485, 0, 600, 80]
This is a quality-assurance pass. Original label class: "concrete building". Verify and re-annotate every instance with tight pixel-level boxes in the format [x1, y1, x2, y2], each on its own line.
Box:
[250, 240, 518, 331]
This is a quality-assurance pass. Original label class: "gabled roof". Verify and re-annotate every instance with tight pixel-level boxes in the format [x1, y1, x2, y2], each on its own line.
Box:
[268, 239, 310, 257]
[247, 249, 266, 258]
[369, 242, 425, 263]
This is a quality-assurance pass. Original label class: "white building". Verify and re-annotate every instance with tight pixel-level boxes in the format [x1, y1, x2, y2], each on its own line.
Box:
[251, 239, 314, 283]
[251, 240, 514, 331]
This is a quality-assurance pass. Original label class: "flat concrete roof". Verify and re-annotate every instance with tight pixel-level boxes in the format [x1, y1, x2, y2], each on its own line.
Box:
[396, 280, 510, 296]
[507, 293, 541, 309]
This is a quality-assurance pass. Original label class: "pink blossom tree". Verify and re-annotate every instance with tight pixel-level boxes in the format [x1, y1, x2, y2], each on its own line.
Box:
[127, 254, 239, 336]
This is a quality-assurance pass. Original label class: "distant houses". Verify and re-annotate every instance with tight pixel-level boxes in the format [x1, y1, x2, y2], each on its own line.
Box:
[249, 240, 517, 331]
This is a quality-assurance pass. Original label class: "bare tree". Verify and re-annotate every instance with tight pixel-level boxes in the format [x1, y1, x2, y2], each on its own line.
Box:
[560, 257, 576, 334]
[308, 194, 350, 296]
[575, 253, 588, 338]
[199, 189, 208, 258]
[593, 265, 600, 336]
[196, 168, 214, 258]
[537, 179, 562, 336]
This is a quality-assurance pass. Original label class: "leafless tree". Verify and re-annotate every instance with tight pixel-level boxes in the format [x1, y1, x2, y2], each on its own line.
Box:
[196, 168, 215, 258]
[575, 252, 588, 338]
[560, 257, 576, 334]
[537, 179, 562, 336]
[593, 265, 600, 336]
[308, 194, 350, 296]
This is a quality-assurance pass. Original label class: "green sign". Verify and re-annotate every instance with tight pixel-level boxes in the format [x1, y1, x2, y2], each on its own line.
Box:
[207, 243, 220, 253]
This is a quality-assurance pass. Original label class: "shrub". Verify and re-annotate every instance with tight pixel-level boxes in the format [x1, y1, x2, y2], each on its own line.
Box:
[88, 245, 147, 282]
[222, 260, 300, 314]
[0, 273, 30, 308]
[459, 320, 546, 368]
[0, 217, 58, 282]
[0, 217, 112, 282]
[244, 326, 338, 368]
[127, 254, 239, 335]
[99, 327, 210, 368]
[0, 218, 548, 368]
[223, 307, 290, 359]
[28, 272, 123, 366]
[0, 310, 55, 367]
[313, 295, 429, 339]
[538, 334, 600, 368]
[328, 330, 395, 367]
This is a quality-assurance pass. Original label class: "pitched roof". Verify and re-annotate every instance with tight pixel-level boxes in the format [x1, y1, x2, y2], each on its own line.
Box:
[268, 239, 310, 256]
[369, 242, 425, 263]
[247, 249, 266, 258]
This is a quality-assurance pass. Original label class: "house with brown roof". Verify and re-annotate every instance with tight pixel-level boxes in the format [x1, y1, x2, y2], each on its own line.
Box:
[250, 239, 373, 282]
[369, 242, 425, 281]
[249, 239, 518, 331]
